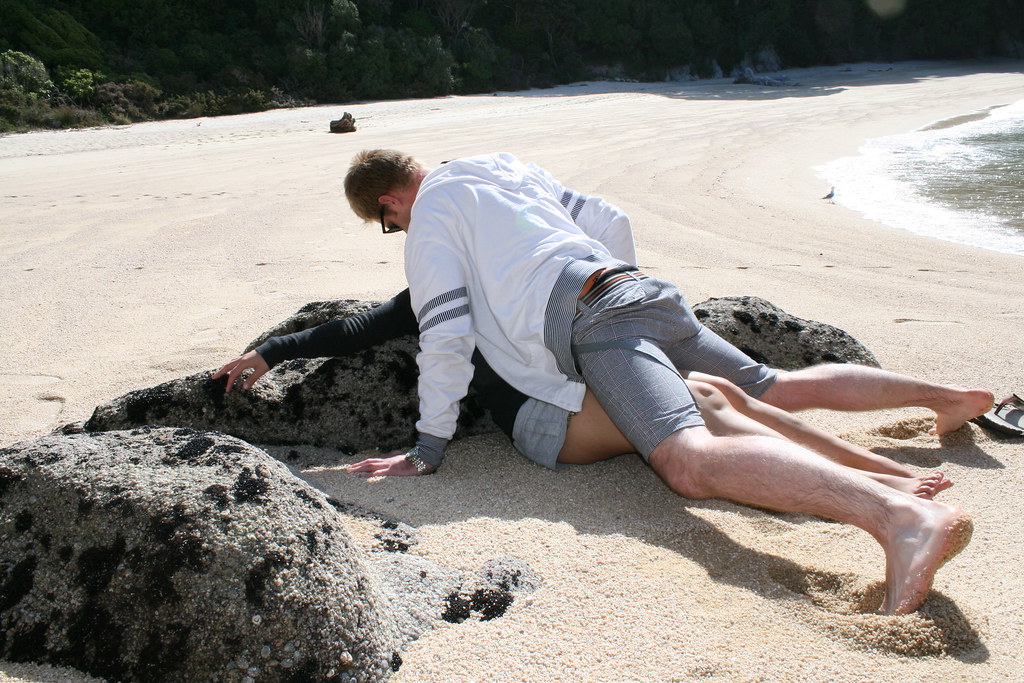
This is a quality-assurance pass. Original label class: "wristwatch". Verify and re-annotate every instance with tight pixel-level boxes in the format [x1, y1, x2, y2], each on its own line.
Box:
[404, 447, 435, 475]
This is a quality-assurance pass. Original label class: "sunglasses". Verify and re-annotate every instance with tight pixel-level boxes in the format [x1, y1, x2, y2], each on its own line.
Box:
[380, 205, 402, 234]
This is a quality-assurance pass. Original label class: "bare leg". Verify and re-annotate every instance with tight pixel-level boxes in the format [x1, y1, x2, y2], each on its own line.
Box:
[557, 389, 634, 464]
[686, 379, 950, 499]
[560, 384, 952, 498]
[759, 364, 992, 435]
[649, 426, 973, 614]
[689, 372, 952, 479]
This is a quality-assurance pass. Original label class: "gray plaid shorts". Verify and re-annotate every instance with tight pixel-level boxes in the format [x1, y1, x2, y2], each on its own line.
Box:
[569, 273, 776, 459]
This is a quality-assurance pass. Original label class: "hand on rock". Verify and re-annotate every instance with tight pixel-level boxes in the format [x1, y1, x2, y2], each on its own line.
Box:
[212, 351, 270, 393]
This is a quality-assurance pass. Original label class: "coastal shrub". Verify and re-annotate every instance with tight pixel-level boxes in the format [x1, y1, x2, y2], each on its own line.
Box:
[453, 27, 507, 94]
[0, 88, 28, 131]
[0, 86, 103, 131]
[94, 80, 160, 122]
[391, 33, 454, 98]
[55, 66, 101, 104]
[347, 29, 395, 99]
[288, 0, 360, 50]
[0, 50, 54, 95]
[156, 88, 283, 119]
[217, 88, 277, 115]
[141, 45, 182, 76]
[344, 26, 453, 100]
[158, 91, 211, 119]
[284, 45, 329, 96]
[645, 9, 696, 78]
[46, 102, 105, 128]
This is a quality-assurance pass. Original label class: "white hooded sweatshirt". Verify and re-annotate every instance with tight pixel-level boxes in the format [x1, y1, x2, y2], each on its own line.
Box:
[405, 153, 636, 465]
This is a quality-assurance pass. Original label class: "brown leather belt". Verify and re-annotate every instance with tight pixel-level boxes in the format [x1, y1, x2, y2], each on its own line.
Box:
[578, 268, 645, 306]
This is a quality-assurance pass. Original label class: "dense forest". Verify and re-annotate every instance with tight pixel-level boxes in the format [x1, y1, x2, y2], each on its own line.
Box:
[1, 0, 1021, 132]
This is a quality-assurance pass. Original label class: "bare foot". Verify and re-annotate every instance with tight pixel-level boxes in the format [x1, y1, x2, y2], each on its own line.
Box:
[879, 501, 973, 614]
[868, 470, 953, 499]
[930, 387, 994, 435]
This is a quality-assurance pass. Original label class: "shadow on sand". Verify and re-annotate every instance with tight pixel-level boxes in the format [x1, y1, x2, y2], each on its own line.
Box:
[477, 59, 1023, 104]
[290, 432, 989, 662]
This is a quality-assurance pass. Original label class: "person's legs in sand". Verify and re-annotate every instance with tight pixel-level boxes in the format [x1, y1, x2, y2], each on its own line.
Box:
[570, 277, 972, 615]
[758, 364, 993, 436]
[685, 372, 952, 498]
[654, 311, 991, 437]
[647, 425, 972, 615]
[559, 384, 952, 499]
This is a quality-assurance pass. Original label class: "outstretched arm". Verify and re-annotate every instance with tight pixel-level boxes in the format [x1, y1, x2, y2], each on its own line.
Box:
[214, 289, 418, 392]
[256, 289, 418, 366]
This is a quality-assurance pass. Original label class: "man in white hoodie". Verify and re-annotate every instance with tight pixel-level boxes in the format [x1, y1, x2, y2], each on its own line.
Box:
[344, 149, 977, 615]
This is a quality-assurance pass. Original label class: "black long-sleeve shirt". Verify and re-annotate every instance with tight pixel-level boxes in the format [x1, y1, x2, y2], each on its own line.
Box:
[254, 289, 526, 438]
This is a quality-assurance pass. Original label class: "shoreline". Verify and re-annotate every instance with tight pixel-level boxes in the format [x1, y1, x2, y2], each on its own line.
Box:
[2, 59, 1024, 682]
[816, 96, 1024, 257]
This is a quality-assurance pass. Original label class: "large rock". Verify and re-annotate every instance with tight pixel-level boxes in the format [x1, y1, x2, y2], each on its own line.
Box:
[692, 296, 880, 370]
[83, 300, 495, 452]
[81, 296, 878, 449]
[0, 427, 403, 682]
[83, 345, 426, 453]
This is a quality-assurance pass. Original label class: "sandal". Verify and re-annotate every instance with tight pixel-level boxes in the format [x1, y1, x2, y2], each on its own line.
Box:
[972, 393, 1024, 437]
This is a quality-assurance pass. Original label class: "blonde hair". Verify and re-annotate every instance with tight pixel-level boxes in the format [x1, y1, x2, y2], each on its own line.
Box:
[344, 149, 422, 221]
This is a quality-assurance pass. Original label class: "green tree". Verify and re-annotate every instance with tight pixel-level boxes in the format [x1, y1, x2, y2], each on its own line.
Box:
[0, 0, 104, 69]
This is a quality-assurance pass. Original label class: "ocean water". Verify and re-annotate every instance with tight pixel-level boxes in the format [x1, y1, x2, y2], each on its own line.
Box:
[817, 99, 1024, 256]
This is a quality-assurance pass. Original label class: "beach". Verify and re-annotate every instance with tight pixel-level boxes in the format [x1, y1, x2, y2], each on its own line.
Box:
[2, 60, 1023, 681]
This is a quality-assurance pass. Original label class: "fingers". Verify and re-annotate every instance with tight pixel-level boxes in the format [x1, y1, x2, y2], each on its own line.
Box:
[345, 453, 420, 477]
[346, 457, 385, 473]
[346, 458, 393, 478]
[211, 359, 237, 380]
[212, 357, 243, 393]
[212, 351, 269, 393]
[241, 365, 268, 391]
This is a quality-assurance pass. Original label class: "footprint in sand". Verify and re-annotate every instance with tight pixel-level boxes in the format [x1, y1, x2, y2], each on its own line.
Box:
[1, 375, 66, 433]
[871, 417, 934, 440]
[682, 661, 737, 680]
[189, 328, 222, 347]
[894, 318, 962, 326]
[769, 566, 881, 614]
[743, 514, 799, 536]
[767, 566, 982, 657]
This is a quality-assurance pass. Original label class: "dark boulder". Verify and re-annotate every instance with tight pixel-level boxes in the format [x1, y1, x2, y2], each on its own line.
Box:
[692, 296, 880, 370]
[84, 299, 496, 452]
[0, 427, 402, 682]
[84, 341, 433, 453]
[81, 296, 878, 450]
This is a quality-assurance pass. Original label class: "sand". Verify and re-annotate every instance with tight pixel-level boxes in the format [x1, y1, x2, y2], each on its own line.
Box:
[2, 60, 1023, 682]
